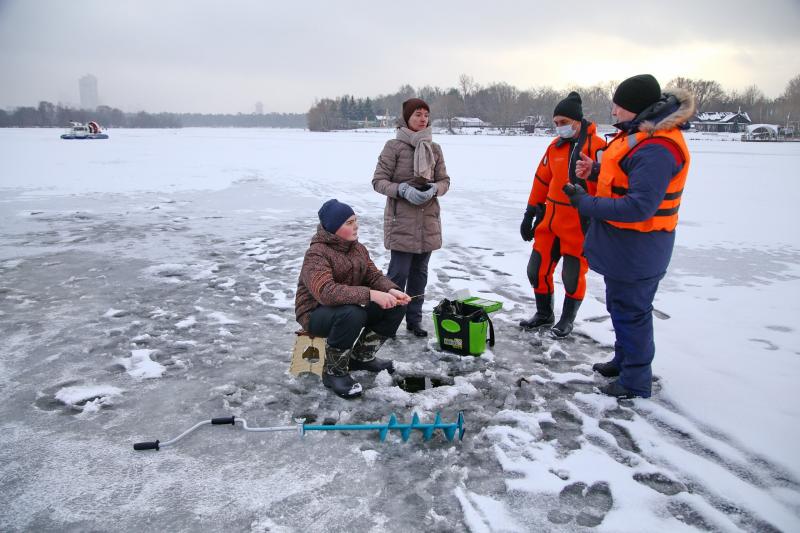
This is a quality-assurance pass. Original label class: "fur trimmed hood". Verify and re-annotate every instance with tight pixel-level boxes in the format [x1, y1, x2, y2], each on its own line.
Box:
[638, 87, 696, 134]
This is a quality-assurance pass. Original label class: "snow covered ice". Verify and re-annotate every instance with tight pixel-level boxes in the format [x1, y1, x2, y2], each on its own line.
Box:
[1, 127, 799, 531]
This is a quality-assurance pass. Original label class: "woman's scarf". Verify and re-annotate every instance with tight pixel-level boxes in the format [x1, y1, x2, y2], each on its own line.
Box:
[396, 126, 435, 182]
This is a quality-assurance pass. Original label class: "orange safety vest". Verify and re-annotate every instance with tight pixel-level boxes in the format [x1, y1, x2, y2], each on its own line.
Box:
[596, 127, 690, 232]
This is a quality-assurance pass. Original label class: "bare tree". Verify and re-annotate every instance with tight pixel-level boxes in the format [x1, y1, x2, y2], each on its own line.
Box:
[602, 80, 619, 123]
[576, 85, 613, 124]
[371, 84, 416, 122]
[479, 83, 519, 128]
[458, 74, 477, 114]
[728, 85, 768, 122]
[783, 74, 800, 106]
[668, 77, 724, 113]
[432, 89, 465, 132]
[775, 73, 800, 128]
[417, 85, 443, 104]
[307, 98, 342, 131]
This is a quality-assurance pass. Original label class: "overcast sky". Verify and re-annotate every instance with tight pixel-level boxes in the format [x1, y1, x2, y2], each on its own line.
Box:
[1, 0, 799, 113]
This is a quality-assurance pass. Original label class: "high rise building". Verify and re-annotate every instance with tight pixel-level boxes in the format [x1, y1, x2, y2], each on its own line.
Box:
[79, 74, 99, 110]
[255, 101, 264, 115]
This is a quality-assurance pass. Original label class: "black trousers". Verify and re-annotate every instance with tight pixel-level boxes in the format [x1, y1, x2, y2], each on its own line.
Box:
[308, 302, 406, 350]
[387, 250, 431, 327]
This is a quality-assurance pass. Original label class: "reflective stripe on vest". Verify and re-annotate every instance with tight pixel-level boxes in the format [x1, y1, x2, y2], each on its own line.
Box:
[595, 128, 690, 232]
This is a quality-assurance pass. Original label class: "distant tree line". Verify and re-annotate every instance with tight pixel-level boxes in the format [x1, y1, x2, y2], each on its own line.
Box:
[0, 102, 306, 128]
[306, 95, 378, 131]
[179, 112, 305, 128]
[308, 73, 800, 131]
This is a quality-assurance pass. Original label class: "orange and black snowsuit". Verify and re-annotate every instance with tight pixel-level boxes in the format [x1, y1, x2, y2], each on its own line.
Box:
[526, 121, 605, 300]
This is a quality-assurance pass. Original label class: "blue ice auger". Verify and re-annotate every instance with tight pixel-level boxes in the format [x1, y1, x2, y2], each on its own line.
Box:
[133, 411, 465, 450]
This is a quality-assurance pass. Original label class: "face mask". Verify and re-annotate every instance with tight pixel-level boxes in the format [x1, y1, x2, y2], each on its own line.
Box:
[555, 124, 575, 139]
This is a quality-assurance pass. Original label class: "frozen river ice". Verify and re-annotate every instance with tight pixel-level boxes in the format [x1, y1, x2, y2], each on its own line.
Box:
[1, 128, 799, 531]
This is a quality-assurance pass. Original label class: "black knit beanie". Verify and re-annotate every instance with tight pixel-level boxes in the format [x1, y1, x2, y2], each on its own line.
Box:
[318, 199, 355, 234]
[613, 74, 662, 114]
[402, 98, 430, 125]
[553, 91, 583, 121]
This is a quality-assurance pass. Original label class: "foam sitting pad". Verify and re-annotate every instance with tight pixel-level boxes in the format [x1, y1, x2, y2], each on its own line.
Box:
[289, 331, 327, 377]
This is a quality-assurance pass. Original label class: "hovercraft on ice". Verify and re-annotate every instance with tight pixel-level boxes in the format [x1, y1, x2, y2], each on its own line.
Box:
[61, 121, 109, 140]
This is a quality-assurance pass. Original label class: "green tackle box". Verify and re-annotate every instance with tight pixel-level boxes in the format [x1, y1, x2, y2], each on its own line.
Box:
[433, 296, 503, 356]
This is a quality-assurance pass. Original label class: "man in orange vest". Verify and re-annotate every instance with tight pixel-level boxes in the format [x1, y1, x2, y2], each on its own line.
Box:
[519, 92, 605, 337]
[564, 74, 695, 398]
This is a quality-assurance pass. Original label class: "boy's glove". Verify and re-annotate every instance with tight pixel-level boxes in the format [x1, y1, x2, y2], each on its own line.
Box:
[399, 182, 436, 205]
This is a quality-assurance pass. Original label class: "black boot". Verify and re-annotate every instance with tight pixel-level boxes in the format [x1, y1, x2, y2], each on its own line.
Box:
[321, 343, 362, 399]
[599, 380, 639, 399]
[592, 361, 620, 377]
[520, 292, 554, 328]
[349, 329, 395, 374]
[551, 296, 582, 338]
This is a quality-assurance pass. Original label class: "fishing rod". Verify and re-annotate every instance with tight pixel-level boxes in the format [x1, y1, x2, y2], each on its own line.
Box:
[133, 411, 465, 451]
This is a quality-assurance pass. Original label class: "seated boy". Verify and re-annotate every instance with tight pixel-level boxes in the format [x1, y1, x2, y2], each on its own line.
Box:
[295, 199, 411, 398]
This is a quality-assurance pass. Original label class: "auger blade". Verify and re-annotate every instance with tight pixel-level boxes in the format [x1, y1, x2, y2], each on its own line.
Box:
[134, 412, 466, 449]
[423, 412, 443, 440]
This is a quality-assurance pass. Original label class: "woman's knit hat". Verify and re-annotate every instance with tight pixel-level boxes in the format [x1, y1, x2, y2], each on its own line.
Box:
[402, 98, 430, 125]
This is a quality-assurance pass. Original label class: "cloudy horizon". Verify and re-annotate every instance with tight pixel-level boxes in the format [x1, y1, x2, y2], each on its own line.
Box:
[1, 0, 799, 114]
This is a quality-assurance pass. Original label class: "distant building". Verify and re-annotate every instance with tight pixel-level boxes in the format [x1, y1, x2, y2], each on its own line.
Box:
[79, 74, 99, 110]
[741, 124, 797, 142]
[375, 115, 395, 127]
[516, 115, 547, 133]
[451, 117, 488, 128]
[692, 110, 751, 133]
[255, 101, 264, 115]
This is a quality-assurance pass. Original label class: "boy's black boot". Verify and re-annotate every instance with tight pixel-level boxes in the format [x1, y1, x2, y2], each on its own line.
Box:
[322, 343, 362, 398]
[349, 329, 395, 374]
[520, 292, 555, 328]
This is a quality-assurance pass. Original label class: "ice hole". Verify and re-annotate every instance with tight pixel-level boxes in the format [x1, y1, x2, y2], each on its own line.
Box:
[396, 375, 446, 393]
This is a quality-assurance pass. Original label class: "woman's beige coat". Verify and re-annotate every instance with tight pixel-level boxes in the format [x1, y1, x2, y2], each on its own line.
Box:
[372, 138, 450, 253]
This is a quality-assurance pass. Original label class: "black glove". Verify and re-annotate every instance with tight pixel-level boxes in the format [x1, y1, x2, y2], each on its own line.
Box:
[519, 204, 544, 241]
[562, 183, 587, 208]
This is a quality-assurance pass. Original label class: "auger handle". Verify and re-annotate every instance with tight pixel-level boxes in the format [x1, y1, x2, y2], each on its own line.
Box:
[211, 416, 235, 425]
[133, 440, 160, 451]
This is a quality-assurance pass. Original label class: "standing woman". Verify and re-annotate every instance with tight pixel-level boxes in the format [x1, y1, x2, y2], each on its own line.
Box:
[372, 98, 451, 337]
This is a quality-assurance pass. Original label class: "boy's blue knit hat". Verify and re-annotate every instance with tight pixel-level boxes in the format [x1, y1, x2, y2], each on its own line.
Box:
[318, 199, 355, 233]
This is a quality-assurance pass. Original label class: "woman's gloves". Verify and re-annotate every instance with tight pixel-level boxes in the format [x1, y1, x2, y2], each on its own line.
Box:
[398, 182, 437, 205]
